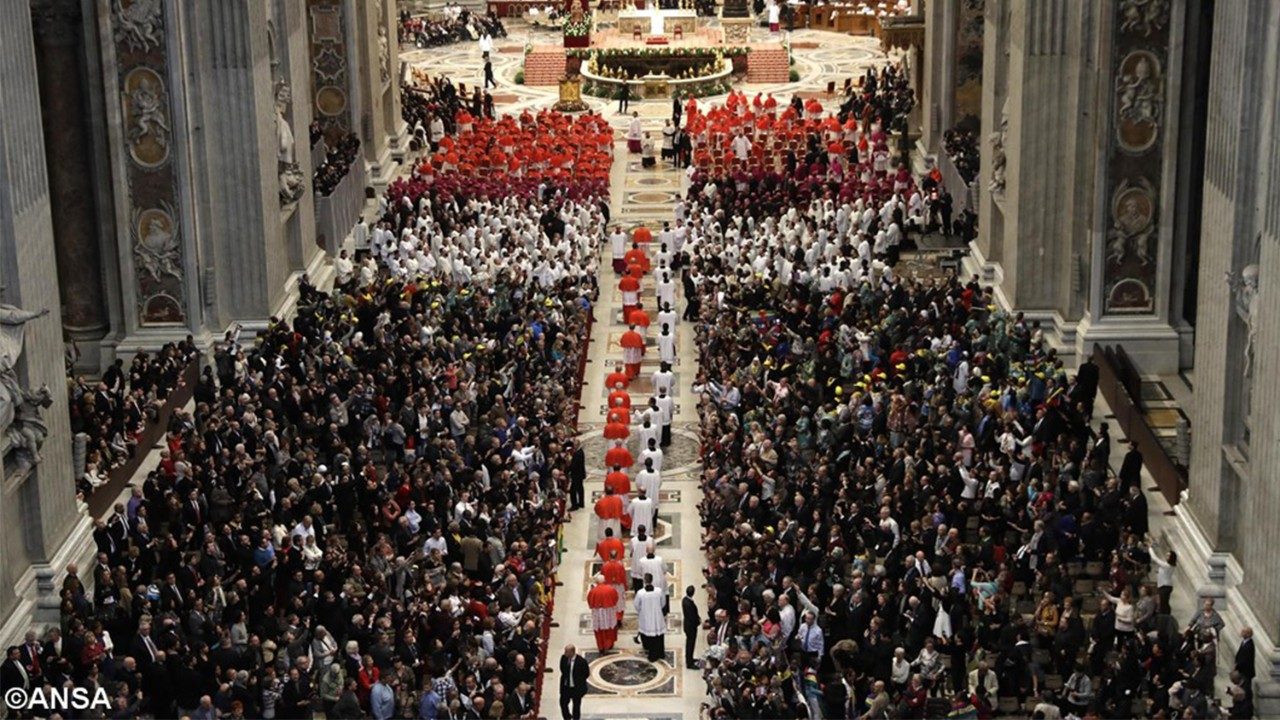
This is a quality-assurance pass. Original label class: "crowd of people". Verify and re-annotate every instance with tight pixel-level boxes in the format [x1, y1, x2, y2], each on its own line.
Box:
[404, 78, 466, 152]
[313, 134, 362, 197]
[68, 345, 197, 497]
[398, 8, 506, 49]
[415, 110, 613, 201]
[943, 127, 980, 185]
[670, 74, 1249, 720]
[674, 65, 914, 195]
[20, 103, 621, 720]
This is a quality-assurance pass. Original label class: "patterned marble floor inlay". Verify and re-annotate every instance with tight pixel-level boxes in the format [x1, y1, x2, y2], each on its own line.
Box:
[579, 612, 682, 635]
[581, 559, 678, 595]
[583, 650, 680, 696]
[578, 428, 701, 477]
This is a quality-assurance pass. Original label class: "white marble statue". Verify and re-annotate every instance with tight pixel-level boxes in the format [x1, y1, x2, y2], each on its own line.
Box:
[276, 83, 296, 165]
[1226, 249, 1261, 379]
[275, 83, 306, 205]
[987, 99, 1008, 197]
[0, 302, 51, 471]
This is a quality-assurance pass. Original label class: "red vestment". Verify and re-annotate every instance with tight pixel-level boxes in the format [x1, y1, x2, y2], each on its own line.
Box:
[604, 445, 634, 468]
[596, 536, 626, 563]
[588, 582, 621, 651]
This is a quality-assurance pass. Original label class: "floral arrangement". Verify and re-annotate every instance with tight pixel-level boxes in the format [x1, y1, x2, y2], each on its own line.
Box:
[568, 45, 750, 59]
[562, 15, 592, 37]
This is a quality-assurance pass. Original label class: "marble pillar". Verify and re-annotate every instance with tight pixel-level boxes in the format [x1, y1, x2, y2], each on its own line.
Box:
[95, 0, 201, 345]
[1074, 0, 1184, 373]
[0, 0, 83, 631]
[972, 0, 1008, 272]
[30, 0, 110, 348]
[183, 0, 313, 330]
[353, 0, 404, 186]
[307, 0, 355, 138]
[1178, 3, 1280, 716]
[920, 0, 982, 152]
[919, 0, 955, 152]
[969, 0, 1098, 359]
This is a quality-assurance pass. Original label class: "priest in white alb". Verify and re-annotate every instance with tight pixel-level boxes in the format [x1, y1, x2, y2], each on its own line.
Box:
[634, 574, 667, 662]
[629, 487, 656, 538]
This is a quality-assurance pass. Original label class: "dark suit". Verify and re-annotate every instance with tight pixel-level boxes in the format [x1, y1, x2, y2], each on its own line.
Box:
[682, 595, 701, 666]
[1118, 448, 1144, 492]
[558, 653, 589, 720]
[569, 447, 586, 510]
[1236, 638, 1256, 692]
[511, 691, 534, 717]
[1, 658, 30, 692]
[496, 585, 523, 611]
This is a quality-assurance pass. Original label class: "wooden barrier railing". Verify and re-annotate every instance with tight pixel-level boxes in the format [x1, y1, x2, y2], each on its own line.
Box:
[1092, 345, 1187, 506]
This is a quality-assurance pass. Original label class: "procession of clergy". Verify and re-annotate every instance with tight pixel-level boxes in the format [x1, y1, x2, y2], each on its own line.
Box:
[585, 69, 914, 667]
[587, 226, 679, 663]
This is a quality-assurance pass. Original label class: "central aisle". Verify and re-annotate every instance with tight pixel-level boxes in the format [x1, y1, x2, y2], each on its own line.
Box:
[543, 129, 708, 720]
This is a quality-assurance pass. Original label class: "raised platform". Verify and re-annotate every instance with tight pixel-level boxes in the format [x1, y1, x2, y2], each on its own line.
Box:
[589, 26, 726, 48]
[525, 23, 790, 88]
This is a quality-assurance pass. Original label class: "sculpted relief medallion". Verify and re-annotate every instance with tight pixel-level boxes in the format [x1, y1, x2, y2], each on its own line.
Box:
[1114, 50, 1163, 153]
[123, 67, 171, 168]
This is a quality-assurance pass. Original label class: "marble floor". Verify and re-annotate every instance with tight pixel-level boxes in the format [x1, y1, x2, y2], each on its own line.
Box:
[541, 142, 707, 719]
[400, 22, 896, 119]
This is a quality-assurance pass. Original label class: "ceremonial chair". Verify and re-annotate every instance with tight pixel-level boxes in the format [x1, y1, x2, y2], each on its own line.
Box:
[673, 25, 683, 40]
[633, 26, 643, 40]
[826, 80, 836, 96]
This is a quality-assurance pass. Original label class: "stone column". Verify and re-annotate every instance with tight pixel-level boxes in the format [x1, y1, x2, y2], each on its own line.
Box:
[972, 0, 1008, 272]
[353, 0, 402, 187]
[969, 0, 1098, 360]
[379, 0, 406, 163]
[1075, 0, 1184, 373]
[919, 0, 955, 153]
[183, 0, 298, 329]
[0, 0, 81, 629]
[30, 0, 110, 348]
[96, 0, 202, 345]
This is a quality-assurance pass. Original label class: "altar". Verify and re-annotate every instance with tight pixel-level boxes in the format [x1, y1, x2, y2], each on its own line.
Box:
[617, 7, 697, 36]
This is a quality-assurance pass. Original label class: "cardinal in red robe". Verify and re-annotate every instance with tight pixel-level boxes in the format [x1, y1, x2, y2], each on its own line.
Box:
[605, 441, 634, 469]
[601, 552, 629, 621]
[620, 325, 645, 378]
[605, 364, 630, 391]
[619, 273, 641, 323]
[588, 574, 620, 652]
[596, 533, 626, 564]
[594, 487, 624, 539]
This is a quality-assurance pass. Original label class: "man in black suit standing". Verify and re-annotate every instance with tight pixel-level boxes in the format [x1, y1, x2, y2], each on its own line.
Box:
[558, 644, 589, 720]
[1072, 356, 1100, 417]
[681, 585, 701, 668]
[618, 82, 631, 114]
[568, 441, 586, 510]
[1118, 442, 1144, 493]
[1236, 626, 1256, 698]
[1, 646, 30, 694]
